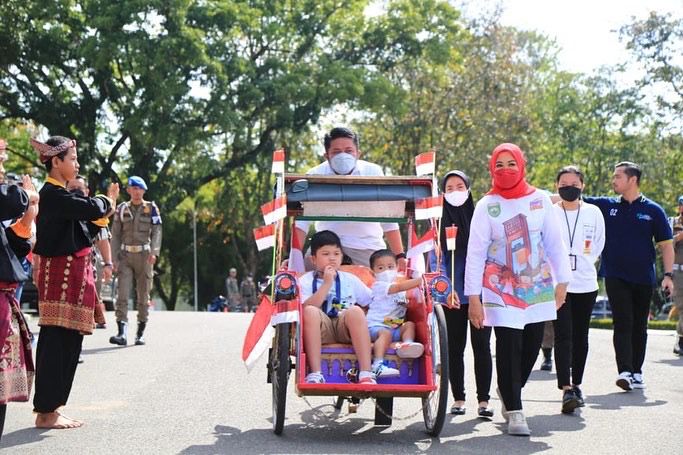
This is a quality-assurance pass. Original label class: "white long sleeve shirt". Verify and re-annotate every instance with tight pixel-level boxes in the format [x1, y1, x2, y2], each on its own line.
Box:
[552, 201, 605, 293]
[294, 160, 399, 251]
[464, 190, 572, 329]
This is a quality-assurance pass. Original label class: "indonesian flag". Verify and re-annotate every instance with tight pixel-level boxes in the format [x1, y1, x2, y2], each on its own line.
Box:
[415, 195, 443, 220]
[253, 224, 276, 251]
[406, 227, 436, 274]
[446, 225, 458, 251]
[261, 195, 287, 225]
[272, 149, 285, 174]
[242, 295, 300, 371]
[288, 222, 306, 274]
[415, 151, 435, 176]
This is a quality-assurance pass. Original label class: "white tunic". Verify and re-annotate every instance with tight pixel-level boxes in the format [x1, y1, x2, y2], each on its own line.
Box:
[294, 160, 400, 251]
[464, 190, 572, 329]
[552, 202, 606, 293]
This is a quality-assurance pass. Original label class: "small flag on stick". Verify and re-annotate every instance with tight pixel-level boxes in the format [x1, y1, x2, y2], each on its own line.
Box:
[253, 224, 276, 251]
[415, 151, 435, 176]
[415, 195, 443, 220]
[446, 225, 458, 251]
[272, 149, 285, 174]
[261, 195, 287, 225]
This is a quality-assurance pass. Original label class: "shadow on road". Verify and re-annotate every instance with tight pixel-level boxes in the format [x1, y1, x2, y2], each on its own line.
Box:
[586, 391, 666, 411]
[0, 427, 51, 449]
[81, 346, 125, 354]
[654, 357, 683, 367]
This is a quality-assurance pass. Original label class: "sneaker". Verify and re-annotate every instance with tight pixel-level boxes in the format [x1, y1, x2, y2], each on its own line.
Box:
[631, 373, 646, 389]
[395, 341, 424, 359]
[572, 385, 585, 407]
[496, 387, 509, 422]
[372, 362, 400, 378]
[540, 358, 552, 371]
[507, 410, 530, 436]
[305, 372, 325, 384]
[674, 339, 683, 355]
[616, 372, 633, 391]
[561, 389, 580, 414]
[358, 375, 377, 385]
[450, 403, 466, 415]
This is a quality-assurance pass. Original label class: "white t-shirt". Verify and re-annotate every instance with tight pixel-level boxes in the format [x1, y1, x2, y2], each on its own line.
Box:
[366, 281, 409, 328]
[299, 269, 372, 315]
[295, 160, 400, 251]
[552, 202, 605, 293]
[464, 190, 573, 329]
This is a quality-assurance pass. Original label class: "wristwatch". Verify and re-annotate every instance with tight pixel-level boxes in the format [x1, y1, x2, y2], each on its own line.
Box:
[664, 272, 673, 278]
[395, 252, 407, 260]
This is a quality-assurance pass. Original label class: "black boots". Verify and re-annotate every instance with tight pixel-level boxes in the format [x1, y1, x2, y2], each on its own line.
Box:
[540, 347, 553, 371]
[109, 321, 128, 346]
[135, 321, 146, 346]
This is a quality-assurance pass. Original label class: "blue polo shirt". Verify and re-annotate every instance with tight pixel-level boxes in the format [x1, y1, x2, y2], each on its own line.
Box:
[584, 195, 672, 286]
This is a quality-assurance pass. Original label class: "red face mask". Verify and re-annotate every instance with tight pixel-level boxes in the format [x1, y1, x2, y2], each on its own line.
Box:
[494, 168, 521, 189]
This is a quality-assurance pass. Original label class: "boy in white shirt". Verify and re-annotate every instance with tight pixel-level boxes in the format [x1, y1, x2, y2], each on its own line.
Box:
[300, 230, 376, 384]
[367, 249, 425, 379]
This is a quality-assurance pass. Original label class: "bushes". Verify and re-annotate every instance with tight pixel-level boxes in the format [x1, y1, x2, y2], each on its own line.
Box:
[589, 319, 676, 330]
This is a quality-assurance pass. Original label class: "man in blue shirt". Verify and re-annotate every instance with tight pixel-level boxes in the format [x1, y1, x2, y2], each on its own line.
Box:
[584, 161, 674, 391]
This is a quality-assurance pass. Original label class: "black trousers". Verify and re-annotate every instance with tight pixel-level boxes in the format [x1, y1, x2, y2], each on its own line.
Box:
[605, 277, 653, 374]
[444, 305, 493, 403]
[553, 290, 598, 389]
[495, 322, 545, 411]
[33, 326, 83, 413]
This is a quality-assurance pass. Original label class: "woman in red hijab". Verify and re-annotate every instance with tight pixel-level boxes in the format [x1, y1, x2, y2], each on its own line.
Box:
[464, 143, 572, 436]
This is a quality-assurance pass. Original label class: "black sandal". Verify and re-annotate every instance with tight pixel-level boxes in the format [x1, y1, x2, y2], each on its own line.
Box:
[478, 406, 494, 418]
[450, 405, 466, 415]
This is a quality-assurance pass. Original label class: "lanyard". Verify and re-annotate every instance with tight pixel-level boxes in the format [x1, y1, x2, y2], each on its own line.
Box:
[562, 202, 581, 250]
[312, 273, 341, 313]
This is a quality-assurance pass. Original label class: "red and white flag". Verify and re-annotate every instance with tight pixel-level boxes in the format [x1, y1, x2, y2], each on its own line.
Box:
[288, 223, 306, 274]
[261, 195, 287, 225]
[415, 195, 443, 220]
[253, 224, 276, 251]
[415, 151, 435, 176]
[242, 295, 301, 372]
[272, 149, 285, 174]
[242, 295, 275, 371]
[406, 226, 436, 275]
[446, 225, 458, 251]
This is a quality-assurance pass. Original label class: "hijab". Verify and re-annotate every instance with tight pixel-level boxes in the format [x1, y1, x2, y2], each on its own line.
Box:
[487, 143, 535, 199]
[440, 170, 475, 259]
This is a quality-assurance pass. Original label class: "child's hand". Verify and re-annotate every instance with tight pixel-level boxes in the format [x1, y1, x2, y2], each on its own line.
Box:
[322, 265, 336, 284]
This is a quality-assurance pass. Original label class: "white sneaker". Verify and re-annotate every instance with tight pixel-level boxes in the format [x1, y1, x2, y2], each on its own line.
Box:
[616, 371, 633, 391]
[372, 362, 400, 378]
[507, 410, 530, 436]
[305, 372, 325, 384]
[632, 373, 646, 389]
[395, 341, 424, 359]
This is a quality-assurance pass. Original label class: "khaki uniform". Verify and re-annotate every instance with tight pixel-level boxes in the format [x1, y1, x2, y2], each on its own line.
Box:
[240, 278, 257, 312]
[670, 216, 683, 338]
[111, 200, 162, 323]
[225, 276, 240, 311]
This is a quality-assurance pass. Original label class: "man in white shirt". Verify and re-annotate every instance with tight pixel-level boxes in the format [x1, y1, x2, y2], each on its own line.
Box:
[293, 127, 405, 268]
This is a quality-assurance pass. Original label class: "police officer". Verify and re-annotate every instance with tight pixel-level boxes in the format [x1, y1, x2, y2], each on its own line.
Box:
[109, 176, 162, 346]
[670, 196, 683, 355]
[240, 273, 257, 312]
[225, 268, 241, 311]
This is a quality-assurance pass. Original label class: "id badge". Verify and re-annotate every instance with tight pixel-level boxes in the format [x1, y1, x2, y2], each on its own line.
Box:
[569, 254, 577, 271]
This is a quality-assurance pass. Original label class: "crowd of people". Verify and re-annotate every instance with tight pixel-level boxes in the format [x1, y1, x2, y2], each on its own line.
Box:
[292, 127, 680, 437]
[0, 125, 681, 440]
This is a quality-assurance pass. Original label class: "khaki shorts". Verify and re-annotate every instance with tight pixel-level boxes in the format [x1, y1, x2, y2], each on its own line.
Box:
[319, 308, 353, 344]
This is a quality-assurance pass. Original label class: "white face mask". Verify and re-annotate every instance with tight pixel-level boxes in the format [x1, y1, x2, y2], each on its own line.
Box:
[375, 269, 398, 283]
[329, 153, 357, 175]
[444, 190, 469, 207]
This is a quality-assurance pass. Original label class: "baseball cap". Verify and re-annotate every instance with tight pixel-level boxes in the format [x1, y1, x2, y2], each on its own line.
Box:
[128, 176, 147, 190]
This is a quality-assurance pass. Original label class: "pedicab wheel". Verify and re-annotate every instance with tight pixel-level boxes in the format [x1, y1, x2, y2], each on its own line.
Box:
[422, 304, 449, 437]
[272, 322, 291, 435]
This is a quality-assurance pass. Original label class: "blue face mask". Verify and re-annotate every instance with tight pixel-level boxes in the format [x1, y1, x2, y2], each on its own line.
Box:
[329, 153, 357, 175]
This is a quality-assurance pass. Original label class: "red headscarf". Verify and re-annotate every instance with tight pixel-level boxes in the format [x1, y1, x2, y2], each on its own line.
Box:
[487, 143, 536, 199]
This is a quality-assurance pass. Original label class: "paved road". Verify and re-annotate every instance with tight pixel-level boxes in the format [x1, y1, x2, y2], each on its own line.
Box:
[1, 311, 681, 454]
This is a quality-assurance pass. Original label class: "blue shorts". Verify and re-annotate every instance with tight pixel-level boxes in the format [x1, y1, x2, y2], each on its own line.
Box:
[369, 325, 401, 342]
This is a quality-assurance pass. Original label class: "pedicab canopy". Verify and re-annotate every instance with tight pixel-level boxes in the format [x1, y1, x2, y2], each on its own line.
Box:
[284, 174, 434, 222]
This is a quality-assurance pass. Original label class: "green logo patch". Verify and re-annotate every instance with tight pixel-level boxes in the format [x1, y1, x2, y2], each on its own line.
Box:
[487, 202, 501, 217]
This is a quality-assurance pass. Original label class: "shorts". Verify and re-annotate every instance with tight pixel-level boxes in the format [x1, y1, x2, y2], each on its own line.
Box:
[320, 309, 353, 344]
[369, 325, 401, 342]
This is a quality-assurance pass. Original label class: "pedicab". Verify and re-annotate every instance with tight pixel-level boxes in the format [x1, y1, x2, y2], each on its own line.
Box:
[248, 166, 452, 437]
